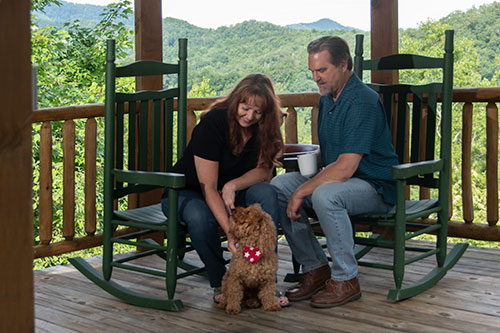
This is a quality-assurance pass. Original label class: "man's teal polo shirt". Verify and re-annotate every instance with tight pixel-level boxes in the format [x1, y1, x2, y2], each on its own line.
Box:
[317, 73, 399, 205]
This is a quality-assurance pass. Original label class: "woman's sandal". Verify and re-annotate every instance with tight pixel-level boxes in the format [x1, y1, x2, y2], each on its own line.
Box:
[213, 287, 224, 304]
[276, 291, 290, 308]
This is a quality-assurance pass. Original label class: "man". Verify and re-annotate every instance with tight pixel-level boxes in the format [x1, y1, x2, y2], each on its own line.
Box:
[271, 36, 398, 308]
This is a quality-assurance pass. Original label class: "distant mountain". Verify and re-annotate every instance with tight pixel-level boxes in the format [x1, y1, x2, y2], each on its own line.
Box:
[34, 1, 361, 31]
[286, 18, 360, 31]
[33, 0, 133, 28]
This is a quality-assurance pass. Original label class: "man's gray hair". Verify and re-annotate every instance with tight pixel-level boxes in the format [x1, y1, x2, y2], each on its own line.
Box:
[307, 36, 353, 70]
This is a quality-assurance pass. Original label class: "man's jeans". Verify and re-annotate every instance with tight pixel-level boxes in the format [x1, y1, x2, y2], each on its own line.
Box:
[271, 172, 393, 281]
[161, 182, 280, 288]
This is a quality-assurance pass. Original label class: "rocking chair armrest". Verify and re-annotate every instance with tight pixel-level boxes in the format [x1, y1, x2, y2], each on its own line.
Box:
[392, 159, 444, 180]
[112, 169, 185, 188]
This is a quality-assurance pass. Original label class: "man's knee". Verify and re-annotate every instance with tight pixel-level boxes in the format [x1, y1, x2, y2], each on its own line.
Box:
[271, 172, 301, 197]
[311, 183, 344, 211]
[270, 173, 288, 188]
[246, 182, 277, 204]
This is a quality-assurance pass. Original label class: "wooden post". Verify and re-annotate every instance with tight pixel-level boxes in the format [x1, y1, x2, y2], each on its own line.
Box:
[134, 0, 164, 208]
[134, 0, 165, 246]
[370, 0, 399, 84]
[135, 0, 163, 84]
[0, 0, 34, 331]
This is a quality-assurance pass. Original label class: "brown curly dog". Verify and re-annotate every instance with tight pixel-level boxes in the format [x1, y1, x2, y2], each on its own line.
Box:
[220, 203, 281, 314]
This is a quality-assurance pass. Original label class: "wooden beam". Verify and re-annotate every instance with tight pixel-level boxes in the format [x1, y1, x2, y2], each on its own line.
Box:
[370, 0, 399, 84]
[0, 0, 34, 331]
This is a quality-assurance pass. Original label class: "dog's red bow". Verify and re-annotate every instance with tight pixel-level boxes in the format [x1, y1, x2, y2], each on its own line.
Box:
[243, 246, 262, 264]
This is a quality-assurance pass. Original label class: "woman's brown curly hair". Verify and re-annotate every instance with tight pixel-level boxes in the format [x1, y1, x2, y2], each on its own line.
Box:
[207, 74, 284, 169]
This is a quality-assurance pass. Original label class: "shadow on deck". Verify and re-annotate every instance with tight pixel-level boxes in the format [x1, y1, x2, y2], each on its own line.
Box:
[34, 242, 500, 332]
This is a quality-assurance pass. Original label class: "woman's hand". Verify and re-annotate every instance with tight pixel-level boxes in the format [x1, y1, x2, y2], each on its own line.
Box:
[221, 182, 237, 215]
[226, 233, 238, 254]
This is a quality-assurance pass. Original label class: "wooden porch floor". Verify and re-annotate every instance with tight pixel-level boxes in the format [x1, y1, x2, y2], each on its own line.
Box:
[34, 242, 500, 332]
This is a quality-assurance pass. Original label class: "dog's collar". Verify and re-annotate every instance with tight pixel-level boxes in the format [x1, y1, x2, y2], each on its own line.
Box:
[243, 246, 262, 264]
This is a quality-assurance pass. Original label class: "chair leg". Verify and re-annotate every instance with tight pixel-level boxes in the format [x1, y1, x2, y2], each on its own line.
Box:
[102, 219, 113, 281]
[436, 213, 448, 267]
[392, 237, 405, 292]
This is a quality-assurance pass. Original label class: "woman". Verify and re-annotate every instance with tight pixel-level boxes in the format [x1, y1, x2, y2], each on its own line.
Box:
[161, 73, 287, 305]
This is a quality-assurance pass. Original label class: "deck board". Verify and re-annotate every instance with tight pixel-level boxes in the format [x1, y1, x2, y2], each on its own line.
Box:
[34, 242, 500, 332]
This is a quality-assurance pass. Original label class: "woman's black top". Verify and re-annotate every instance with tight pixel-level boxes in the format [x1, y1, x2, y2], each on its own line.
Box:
[169, 108, 260, 193]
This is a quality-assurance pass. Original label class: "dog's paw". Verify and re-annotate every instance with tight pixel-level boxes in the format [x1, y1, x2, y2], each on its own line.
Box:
[225, 304, 241, 315]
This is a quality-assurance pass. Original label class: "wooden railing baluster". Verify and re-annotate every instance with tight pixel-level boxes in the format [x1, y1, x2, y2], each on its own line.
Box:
[62, 120, 75, 241]
[39, 121, 53, 245]
[486, 102, 499, 227]
[284, 106, 298, 144]
[85, 118, 97, 236]
[462, 102, 474, 223]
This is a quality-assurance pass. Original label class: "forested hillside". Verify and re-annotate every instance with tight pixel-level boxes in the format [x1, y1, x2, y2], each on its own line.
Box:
[34, 1, 500, 94]
[441, 1, 500, 80]
[161, 18, 360, 94]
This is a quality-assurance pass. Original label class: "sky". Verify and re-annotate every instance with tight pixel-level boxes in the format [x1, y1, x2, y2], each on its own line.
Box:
[66, 0, 498, 31]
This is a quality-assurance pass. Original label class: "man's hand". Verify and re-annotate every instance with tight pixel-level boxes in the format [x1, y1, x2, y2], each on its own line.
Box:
[286, 191, 305, 220]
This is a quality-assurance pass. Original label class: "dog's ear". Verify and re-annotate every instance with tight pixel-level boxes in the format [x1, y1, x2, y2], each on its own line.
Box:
[228, 215, 237, 239]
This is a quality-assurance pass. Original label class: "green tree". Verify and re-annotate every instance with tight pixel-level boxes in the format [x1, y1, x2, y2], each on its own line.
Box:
[32, 0, 133, 107]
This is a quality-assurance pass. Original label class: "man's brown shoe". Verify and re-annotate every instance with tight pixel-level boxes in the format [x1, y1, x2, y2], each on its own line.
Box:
[285, 265, 331, 301]
[310, 277, 361, 308]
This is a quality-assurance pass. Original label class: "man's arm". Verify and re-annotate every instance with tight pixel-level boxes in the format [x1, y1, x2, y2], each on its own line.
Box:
[286, 153, 362, 220]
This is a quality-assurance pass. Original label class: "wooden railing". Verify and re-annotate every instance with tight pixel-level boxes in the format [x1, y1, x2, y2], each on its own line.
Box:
[32, 88, 500, 259]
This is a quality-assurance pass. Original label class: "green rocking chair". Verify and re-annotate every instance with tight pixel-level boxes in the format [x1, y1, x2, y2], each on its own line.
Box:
[285, 30, 468, 301]
[70, 38, 206, 311]
[350, 29, 468, 300]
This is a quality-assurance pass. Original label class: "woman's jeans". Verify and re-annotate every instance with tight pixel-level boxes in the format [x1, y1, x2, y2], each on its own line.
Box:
[271, 172, 393, 281]
[161, 182, 280, 288]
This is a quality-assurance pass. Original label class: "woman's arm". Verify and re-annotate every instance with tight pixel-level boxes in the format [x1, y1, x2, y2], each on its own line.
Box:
[194, 155, 237, 253]
[220, 166, 273, 212]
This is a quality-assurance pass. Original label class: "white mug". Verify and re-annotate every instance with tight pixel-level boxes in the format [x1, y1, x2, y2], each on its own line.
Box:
[297, 152, 318, 177]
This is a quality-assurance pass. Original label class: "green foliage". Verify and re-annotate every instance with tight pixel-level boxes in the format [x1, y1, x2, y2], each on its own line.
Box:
[188, 77, 217, 98]
[32, 0, 133, 107]
[32, 0, 61, 12]
[440, 2, 500, 80]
